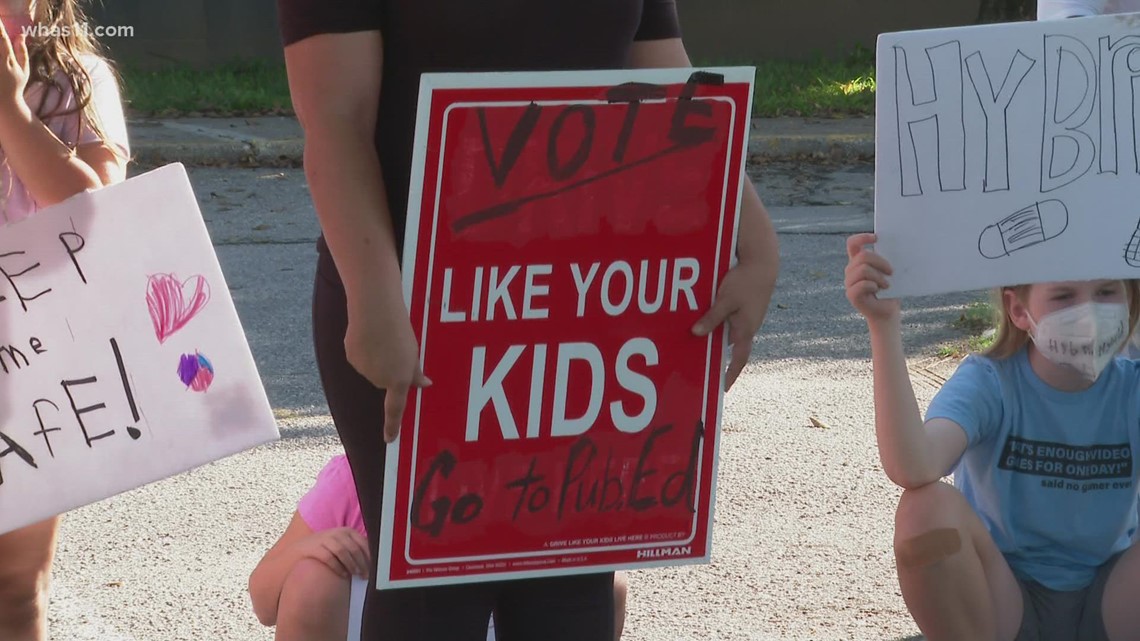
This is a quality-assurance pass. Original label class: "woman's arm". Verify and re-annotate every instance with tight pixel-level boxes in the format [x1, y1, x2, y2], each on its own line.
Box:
[283, 31, 429, 441]
[284, 31, 392, 305]
[628, 38, 780, 389]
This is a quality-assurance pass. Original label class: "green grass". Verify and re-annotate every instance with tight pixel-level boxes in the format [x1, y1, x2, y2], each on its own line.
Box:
[750, 48, 876, 118]
[119, 60, 292, 117]
[937, 300, 998, 358]
[953, 300, 997, 335]
[938, 332, 996, 359]
[117, 51, 878, 119]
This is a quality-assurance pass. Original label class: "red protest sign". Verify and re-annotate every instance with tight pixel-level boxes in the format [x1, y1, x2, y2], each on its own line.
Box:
[378, 68, 754, 588]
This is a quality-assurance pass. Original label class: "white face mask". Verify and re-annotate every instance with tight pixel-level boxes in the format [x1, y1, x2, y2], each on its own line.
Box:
[1027, 302, 1130, 381]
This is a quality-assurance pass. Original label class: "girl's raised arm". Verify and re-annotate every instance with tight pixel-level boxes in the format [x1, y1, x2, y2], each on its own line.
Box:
[846, 233, 968, 488]
[0, 31, 124, 206]
[74, 57, 130, 187]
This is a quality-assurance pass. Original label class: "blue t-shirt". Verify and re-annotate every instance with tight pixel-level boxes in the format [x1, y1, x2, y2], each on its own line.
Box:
[926, 348, 1140, 591]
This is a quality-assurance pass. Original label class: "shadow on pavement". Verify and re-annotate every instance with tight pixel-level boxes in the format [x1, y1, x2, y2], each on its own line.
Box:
[747, 234, 984, 363]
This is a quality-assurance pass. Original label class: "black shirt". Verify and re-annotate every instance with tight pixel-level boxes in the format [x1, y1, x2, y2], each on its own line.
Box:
[277, 0, 682, 257]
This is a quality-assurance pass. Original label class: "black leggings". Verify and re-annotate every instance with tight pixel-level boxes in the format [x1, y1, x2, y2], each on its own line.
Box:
[311, 248, 615, 641]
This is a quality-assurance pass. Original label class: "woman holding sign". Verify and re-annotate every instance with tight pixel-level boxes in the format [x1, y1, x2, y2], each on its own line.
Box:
[0, 0, 129, 640]
[276, 0, 780, 638]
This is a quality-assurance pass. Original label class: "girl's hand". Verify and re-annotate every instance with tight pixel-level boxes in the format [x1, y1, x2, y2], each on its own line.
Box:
[845, 233, 900, 323]
[692, 259, 771, 391]
[0, 20, 29, 110]
[294, 527, 372, 580]
[344, 287, 432, 443]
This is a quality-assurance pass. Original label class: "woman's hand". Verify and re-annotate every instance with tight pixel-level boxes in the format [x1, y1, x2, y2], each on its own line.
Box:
[344, 286, 431, 443]
[845, 233, 900, 323]
[0, 20, 29, 113]
[692, 259, 770, 391]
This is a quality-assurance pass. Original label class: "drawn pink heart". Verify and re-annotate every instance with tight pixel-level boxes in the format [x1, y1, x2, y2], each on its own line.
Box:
[146, 273, 211, 344]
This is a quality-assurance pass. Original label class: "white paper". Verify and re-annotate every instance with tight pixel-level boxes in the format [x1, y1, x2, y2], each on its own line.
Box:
[0, 163, 279, 534]
[347, 577, 366, 641]
[875, 12, 1140, 297]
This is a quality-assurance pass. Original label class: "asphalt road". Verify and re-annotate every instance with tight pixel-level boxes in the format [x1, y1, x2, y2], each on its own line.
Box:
[45, 162, 973, 641]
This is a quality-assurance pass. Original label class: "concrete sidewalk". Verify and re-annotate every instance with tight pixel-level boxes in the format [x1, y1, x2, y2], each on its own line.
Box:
[126, 115, 875, 167]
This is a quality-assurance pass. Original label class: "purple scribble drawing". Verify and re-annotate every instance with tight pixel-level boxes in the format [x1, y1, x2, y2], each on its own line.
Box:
[147, 273, 211, 343]
[178, 352, 215, 392]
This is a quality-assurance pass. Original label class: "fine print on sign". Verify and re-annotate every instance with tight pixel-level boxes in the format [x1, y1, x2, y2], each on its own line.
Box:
[875, 12, 1140, 297]
[0, 163, 279, 534]
[377, 67, 755, 588]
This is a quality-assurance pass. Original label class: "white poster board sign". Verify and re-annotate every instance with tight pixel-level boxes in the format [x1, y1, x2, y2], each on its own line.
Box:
[0, 163, 279, 534]
[875, 12, 1140, 297]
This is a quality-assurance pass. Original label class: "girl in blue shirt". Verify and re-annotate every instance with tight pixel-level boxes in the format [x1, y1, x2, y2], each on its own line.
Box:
[846, 232, 1140, 641]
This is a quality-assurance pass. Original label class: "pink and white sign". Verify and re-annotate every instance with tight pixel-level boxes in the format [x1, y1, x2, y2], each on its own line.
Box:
[0, 163, 279, 534]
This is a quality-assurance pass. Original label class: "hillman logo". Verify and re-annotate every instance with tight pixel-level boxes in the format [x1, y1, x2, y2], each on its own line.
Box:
[636, 545, 692, 559]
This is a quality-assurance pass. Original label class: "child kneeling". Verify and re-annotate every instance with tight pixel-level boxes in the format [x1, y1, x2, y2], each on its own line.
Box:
[846, 233, 1140, 641]
[249, 455, 629, 641]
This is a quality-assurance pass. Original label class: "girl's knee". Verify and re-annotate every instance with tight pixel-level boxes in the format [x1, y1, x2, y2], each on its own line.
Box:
[895, 482, 966, 532]
[894, 483, 969, 567]
[277, 558, 351, 634]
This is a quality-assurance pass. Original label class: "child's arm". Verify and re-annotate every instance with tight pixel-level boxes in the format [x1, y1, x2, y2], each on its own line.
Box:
[0, 104, 118, 202]
[0, 33, 126, 206]
[846, 233, 968, 488]
[248, 512, 371, 627]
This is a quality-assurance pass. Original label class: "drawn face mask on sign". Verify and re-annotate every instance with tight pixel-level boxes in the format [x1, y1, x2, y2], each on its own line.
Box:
[1027, 302, 1130, 382]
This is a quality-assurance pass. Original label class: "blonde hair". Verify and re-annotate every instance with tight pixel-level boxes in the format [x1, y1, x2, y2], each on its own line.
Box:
[985, 280, 1140, 359]
[26, 0, 120, 153]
